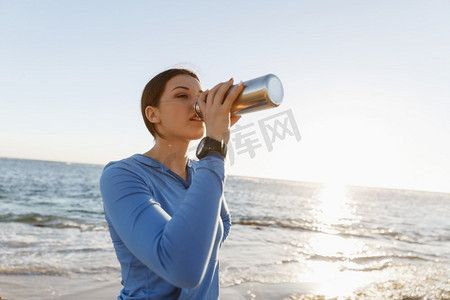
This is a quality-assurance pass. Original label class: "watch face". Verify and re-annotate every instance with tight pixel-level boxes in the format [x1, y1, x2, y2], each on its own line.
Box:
[196, 140, 205, 156]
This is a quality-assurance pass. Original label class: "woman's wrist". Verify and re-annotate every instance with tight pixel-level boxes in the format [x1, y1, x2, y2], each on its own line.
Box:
[205, 130, 229, 144]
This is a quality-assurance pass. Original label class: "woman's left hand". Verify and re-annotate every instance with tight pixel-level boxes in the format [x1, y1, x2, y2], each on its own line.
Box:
[197, 78, 244, 144]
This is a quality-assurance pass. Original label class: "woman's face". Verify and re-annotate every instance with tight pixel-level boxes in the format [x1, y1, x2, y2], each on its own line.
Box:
[155, 74, 204, 141]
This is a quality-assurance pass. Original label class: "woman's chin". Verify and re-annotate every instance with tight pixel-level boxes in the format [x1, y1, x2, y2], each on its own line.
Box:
[191, 132, 205, 140]
[191, 127, 205, 140]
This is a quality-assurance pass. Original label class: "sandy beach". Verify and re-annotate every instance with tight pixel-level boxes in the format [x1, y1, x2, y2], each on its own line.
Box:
[0, 275, 322, 300]
[0, 275, 119, 300]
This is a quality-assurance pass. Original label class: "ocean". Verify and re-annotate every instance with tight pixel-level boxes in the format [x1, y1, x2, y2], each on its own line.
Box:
[0, 157, 449, 299]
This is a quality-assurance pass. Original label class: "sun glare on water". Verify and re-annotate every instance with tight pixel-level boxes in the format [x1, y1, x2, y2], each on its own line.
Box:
[315, 181, 354, 227]
[296, 181, 373, 297]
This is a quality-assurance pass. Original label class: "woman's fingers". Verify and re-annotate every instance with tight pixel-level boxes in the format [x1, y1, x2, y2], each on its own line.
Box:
[207, 78, 233, 107]
[223, 81, 245, 110]
[199, 77, 244, 143]
[213, 78, 234, 105]
[206, 79, 231, 106]
[197, 89, 209, 113]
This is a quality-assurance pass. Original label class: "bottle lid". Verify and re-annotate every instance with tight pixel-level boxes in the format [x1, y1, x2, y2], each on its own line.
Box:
[266, 74, 284, 106]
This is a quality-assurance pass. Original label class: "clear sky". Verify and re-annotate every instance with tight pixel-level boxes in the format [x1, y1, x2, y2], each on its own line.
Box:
[1, 1, 449, 193]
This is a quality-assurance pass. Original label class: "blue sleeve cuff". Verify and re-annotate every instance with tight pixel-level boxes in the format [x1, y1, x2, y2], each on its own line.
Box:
[197, 152, 226, 182]
[205, 152, 225, 161]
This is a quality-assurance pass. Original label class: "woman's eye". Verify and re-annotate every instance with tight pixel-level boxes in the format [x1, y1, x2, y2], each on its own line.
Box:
[176, 94, 188, 99]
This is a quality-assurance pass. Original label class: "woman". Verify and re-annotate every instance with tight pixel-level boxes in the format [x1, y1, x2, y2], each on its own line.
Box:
[100, 68, 244, 299]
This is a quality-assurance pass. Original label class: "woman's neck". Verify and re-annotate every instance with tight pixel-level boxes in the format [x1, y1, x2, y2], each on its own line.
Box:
[144, 139, 190, 180]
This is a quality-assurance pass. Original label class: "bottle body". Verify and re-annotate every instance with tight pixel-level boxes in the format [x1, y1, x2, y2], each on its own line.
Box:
[194, 74, 283, 118]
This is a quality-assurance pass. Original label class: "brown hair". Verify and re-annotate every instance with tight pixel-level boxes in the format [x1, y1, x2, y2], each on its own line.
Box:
[141, 68, 199, 139]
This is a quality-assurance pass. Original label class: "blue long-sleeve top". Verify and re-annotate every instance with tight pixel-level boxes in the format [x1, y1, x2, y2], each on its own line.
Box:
[99, 153, 231, 300]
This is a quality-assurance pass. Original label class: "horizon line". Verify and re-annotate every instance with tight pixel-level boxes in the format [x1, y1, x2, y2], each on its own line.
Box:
[1, 155, 449, 195]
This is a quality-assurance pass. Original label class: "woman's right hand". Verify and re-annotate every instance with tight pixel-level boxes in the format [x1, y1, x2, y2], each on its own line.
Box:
[197, 78, 245, 144]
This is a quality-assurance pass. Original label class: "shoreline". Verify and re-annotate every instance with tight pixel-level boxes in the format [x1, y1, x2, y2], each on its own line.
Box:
[0, 275, 321, 300]
[2, 273, 449, 299]
[0, 274, 120, 300]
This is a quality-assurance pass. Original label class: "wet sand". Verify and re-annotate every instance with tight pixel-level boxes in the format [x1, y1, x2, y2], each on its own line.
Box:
[0, 275, 119, 300]
[0, 275, 320, 300]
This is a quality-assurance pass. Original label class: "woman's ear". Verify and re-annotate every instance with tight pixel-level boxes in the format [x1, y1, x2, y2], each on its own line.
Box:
[145, 106, 160, 124]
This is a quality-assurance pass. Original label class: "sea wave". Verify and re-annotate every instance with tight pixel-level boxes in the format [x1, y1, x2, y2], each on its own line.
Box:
[0, 265, 119, 276]
[0, 266, 72, 276]
[306, 252, 432, 271]
[232, 217, 440, 245]
[0, 212, 106, 230]
[232, 216, 377, 237]
[233, 217, 316, 232]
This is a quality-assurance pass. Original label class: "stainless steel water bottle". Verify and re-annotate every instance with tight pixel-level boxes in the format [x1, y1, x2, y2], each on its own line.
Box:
[194, 74, 283, 118]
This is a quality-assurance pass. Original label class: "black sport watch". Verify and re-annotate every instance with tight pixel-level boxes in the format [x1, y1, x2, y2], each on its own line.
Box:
[196, 137, 227, 159]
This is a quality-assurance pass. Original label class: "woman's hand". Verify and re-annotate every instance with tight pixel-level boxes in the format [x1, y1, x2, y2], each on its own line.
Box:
[197, 78, 244, 144]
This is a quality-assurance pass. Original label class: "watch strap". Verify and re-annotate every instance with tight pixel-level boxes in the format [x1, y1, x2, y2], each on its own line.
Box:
[196, 137, 227, 159]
